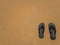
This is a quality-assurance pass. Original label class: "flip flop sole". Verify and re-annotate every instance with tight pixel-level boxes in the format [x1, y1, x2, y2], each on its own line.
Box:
[49, 23, 56, 40]
[38, 23, 45, 38]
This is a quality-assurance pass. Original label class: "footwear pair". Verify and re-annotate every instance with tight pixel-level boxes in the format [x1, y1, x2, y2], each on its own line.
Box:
[38, 23, 56, 40]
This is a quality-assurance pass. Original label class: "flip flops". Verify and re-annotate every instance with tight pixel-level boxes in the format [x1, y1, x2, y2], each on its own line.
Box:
[48, 23, 56, 40]
[38, 23, 45, 38]
[38, 23, 56, 40]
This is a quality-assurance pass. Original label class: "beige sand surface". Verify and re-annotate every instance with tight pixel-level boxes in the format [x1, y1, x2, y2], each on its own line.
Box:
[0, 0, 60, 45]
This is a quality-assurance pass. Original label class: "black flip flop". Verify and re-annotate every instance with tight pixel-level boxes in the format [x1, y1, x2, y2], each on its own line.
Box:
[48, 23, 56, 40]
[38, 23, 45, 38]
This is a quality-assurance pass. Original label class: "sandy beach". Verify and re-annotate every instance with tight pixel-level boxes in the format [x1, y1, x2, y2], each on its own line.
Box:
[0, 0, 60, 45]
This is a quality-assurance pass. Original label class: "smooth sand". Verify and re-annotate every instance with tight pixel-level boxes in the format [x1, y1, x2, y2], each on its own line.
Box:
[0, 0, 60, 45]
